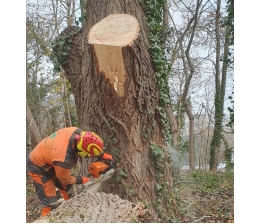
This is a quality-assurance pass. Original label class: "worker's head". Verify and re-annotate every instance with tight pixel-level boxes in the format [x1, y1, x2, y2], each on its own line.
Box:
[75, 131, 104, 158]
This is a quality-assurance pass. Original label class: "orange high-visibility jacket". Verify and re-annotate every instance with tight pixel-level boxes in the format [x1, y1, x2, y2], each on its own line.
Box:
[27, 127, 82, 186]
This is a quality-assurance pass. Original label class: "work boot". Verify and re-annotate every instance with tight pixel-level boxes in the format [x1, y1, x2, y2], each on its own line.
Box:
[59, 189, 69, 200]
[41, 206, 51, 217]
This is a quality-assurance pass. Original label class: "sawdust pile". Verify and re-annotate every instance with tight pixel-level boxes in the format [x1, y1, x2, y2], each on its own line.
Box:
[34, 188, 153, 223]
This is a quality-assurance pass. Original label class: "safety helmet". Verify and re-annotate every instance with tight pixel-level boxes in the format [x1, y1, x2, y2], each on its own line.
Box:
[76, 131, 104, 157]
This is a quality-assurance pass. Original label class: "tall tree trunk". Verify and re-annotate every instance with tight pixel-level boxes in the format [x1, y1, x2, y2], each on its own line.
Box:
[210, 0, 223, 171]
[162, 2, 179, 147]
[222, 0, 233, 168]
[178, 0, 202, 170]
[169, 6, 196, 157]
[53, 0, 180, 220]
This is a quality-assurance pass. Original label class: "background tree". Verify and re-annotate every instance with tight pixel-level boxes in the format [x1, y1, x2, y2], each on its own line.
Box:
[26, 0, 80, 137]
[166, 0, 233, 170]
[222, 0, 234, 171]
[168, 0, 215, 169]
[209, 0, 233, 170]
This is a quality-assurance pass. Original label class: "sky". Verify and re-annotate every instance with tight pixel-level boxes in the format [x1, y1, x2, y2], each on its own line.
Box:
[1, 0, 259, 223]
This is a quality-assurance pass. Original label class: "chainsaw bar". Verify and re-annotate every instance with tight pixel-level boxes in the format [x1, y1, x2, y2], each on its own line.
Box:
[84, 168, 115, 186]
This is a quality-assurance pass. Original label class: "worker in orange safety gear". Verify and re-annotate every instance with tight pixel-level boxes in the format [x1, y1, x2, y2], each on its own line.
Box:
[26, 127, 114, 217]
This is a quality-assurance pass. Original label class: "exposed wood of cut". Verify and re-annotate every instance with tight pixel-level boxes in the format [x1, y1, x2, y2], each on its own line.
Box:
[87, 14, 140, 97]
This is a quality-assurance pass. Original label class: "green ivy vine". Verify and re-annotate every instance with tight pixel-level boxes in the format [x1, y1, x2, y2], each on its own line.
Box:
[139, 0, 182, 220]
[209, 90, 223, 169]
[50, 29, 80, 73]
[140, 0, 173, 144]
[227, 90, 234, 131]
[150, 142, 180, 222]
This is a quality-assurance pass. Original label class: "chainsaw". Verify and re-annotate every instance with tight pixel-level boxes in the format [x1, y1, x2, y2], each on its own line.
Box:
[84, 153, 117, 187]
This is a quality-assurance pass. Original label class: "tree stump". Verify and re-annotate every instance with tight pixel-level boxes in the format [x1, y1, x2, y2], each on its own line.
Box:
[33, 191, 153, 223]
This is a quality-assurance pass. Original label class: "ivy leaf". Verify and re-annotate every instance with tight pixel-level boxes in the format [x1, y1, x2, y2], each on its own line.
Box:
[53, 66, 61, 73]
[58, 40, 65, 45]
[156, 183, 163, 191]
[50, 42, 56, 48]
[119, 169, 127, 177]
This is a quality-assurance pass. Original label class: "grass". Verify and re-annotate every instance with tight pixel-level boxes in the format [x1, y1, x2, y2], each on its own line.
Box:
[174, 170, 234, 223]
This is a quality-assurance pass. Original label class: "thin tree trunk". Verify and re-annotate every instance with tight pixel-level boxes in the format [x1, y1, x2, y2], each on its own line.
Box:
[62, 71, 72, 127]
[26, 101, 42, 181]
[210, 0, 222, 171]
[169, 12, 195, 152]
[66, 0, 76, 26]
[51, 0, 60, 34]
[165, 105, 178, 147]
[26, 102, 42, 147]
[26, 114, 32, 181]
[219, 23, 232, 168]
[162, 2, 179, 147]
[80, 0, 87, 27]
[180, 0, 202, 170]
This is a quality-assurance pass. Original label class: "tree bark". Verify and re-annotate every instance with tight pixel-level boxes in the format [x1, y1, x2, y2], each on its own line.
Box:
[53, 0, 180, 220]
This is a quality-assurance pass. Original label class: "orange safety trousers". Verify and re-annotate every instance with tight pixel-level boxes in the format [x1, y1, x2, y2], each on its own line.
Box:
[28, 172, 70, 217]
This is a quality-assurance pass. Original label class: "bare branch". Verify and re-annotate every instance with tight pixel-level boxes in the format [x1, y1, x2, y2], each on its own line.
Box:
[193, 216, 212, 223]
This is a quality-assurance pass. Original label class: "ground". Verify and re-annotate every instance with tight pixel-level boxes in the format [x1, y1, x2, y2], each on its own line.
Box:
[26, 170, 234, 223]
[26, 179, 42, 222]
[175, 170, 234, 223]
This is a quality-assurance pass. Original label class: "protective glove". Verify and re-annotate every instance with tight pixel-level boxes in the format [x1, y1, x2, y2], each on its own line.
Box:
[101, 153, 114, 161]
[82, 177, 90, 185]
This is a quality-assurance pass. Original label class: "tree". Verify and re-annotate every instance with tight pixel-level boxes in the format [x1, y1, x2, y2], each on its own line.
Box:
[222, 0, 234, 170]
[26, 102, 42, 180]
[26, 102, 42, 148]
[27, 0, 81, 137]
[210, 0, 233, 170]
[169, 0, 212, 169]
[52, 0, 180, 221]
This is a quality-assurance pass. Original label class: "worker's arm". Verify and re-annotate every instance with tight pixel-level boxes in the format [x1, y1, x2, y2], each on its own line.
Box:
[54, 165, 78, 186]
[54, 164, 89, 187]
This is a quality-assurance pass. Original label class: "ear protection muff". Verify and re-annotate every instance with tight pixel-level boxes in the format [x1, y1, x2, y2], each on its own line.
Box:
[73, 137, 90, 158]
[77, 150, 90, 158]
